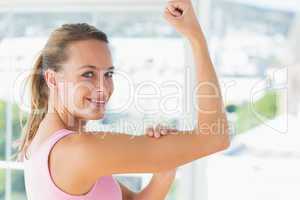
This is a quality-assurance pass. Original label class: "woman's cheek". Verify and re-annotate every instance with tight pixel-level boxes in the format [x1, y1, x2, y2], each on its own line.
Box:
[71, 87, 88, 110]
[107, 80, 114, 100]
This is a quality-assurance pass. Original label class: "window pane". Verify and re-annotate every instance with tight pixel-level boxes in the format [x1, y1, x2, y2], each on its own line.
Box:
[0, 101, 5, 160]
[210, 0, 294, 77]
[95, 11, 179, 37]
[11, 170, 26, 200]
[11, 103, 24, 160]
[207, 1, 300, 200]
[0, 169, 5, 200]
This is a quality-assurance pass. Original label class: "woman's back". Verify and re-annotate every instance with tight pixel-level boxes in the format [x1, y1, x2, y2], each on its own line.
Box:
[23, 128, 122, 200]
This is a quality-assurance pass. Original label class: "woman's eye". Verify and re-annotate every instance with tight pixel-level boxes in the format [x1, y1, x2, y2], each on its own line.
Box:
[105, 71, 114, 78]
[82, 71, 94, 78]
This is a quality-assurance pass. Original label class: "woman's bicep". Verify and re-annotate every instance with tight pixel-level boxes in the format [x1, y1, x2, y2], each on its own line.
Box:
[74, 132, 171, 175]
[69, 130, 227, 180]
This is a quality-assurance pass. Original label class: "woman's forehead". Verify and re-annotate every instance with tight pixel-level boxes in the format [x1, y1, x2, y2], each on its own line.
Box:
[66, 39, 113, 69]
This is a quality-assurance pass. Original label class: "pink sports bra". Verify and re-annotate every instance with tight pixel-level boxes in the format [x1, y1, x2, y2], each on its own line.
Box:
[23, 128, 122, 200]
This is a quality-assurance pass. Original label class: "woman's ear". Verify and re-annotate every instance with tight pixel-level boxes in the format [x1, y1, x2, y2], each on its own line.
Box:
[44, 69, 57, 89]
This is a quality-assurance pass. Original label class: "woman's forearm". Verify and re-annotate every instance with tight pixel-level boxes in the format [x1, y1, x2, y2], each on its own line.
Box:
[188, 30, 229, 140]
[133, 174, 175, 200]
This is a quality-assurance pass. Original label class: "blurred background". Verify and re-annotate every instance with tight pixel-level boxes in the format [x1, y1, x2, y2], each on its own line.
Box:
[0, 0, 299, 199]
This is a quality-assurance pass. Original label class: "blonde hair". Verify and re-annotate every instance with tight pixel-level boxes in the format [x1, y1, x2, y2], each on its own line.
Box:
[14, 23, 109, 162]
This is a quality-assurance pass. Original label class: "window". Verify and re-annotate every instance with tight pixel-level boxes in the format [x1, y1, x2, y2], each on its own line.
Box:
[206, 1, 299, 200]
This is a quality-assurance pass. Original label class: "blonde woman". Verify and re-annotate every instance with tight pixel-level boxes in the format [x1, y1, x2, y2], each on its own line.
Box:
[17, 0, 230, 199]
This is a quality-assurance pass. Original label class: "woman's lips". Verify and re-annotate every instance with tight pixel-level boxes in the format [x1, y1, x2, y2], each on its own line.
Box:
[86, 98, 106, 107]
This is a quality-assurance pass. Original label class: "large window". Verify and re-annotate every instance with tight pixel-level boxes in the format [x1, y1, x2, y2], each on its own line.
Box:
[206, 1, 299, 200]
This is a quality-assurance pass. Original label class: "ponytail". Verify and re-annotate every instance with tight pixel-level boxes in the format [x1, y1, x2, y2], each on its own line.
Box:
[14, 54, 49, 162]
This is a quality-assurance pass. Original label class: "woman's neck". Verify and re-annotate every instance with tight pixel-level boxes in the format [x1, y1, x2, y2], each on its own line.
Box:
[44, 111, 86, 132]
[46, 105, 87, 133]
[46, 92, 87, 132]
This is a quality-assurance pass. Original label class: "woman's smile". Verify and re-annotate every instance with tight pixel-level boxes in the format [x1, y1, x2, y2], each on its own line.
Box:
[85, 97, 107, 108]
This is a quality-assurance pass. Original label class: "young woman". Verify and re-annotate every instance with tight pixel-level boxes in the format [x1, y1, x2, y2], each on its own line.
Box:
[16, 0, 230, 199]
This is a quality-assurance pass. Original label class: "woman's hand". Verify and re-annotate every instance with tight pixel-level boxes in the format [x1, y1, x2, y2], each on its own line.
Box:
[163, 0, 202, 39]
[145, 124, 177, 138]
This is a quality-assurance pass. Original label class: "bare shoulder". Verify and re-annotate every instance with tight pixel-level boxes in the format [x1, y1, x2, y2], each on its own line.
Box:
[48, 131, 97, 195]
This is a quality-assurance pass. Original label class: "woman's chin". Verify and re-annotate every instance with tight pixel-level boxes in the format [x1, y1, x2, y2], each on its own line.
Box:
[79, 106, 106, 120]
[87, 111, 105, 120]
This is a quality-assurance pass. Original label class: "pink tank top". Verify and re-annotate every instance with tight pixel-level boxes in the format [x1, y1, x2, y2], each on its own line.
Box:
[23, 128, 122, 200]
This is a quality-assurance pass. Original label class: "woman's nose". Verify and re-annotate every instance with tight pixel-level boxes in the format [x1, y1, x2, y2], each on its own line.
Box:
[95, 87, 106, 96]
[95, 86, 109, 96]
[93, 87, 108, 101]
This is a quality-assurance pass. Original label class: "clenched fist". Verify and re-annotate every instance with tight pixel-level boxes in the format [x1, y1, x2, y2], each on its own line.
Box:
[164, 0, 203, 39]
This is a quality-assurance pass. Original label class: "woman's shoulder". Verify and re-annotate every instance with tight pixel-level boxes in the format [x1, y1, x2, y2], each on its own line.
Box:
[26, 126, 72, 160]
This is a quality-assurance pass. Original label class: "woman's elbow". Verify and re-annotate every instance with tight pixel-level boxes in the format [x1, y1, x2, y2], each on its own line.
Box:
[220, 135, 230, 151]
[215, 128, 231, 152]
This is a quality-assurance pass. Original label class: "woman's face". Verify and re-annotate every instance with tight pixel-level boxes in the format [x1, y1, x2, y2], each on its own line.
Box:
[54, 39, 114, 120]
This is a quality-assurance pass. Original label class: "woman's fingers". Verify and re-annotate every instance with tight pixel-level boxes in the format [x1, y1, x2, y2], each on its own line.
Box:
[146, 127, 154, 136]
[166, 128, 178, 133]
[164, 0, 201, 38]
[166, 0, 189, 17]
[146, 124, 178, 138]
[154, 124, 163, 138]
[167, 4, 183, 17]
[161, 128, 168, 135]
